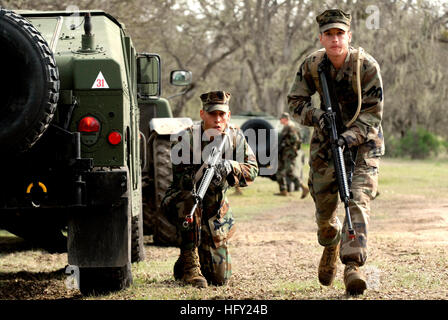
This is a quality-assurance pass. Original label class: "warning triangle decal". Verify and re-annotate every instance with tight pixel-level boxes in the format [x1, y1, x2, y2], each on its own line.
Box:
[92, 71, 110, 89]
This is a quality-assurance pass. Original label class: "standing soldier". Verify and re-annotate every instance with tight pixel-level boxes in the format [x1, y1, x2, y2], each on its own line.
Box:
[287, 9, 384, 295]
[275, 112, 309, 198]
[161, 91, 258, 288]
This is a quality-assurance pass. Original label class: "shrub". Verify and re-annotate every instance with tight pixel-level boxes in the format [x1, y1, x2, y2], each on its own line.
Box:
[386, 128, 444, 159]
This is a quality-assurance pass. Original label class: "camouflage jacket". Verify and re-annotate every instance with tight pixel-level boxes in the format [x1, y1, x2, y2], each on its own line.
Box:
[164, 121, 258, 224]
[287, 47, 384, 163]
[279, 123, 301, 160]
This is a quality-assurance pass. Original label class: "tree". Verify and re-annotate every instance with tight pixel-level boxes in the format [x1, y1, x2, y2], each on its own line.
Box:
[3, 0, 448, 140]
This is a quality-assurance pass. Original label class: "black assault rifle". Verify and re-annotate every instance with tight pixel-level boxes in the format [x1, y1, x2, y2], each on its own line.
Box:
[183, 126, 230, 228]
[318, 63, 356, 241]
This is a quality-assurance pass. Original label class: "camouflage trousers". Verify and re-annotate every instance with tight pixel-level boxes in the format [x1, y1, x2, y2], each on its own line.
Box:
[161, 190, 234, 285]
[308, 155, 379, 266]
[277, 156, 301, 192]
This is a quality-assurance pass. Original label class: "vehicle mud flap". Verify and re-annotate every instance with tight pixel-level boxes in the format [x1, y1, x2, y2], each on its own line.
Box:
[67, 197, 131, 268]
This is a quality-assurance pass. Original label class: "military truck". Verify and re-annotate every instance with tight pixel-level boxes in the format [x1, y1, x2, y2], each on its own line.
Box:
[0, 8, 191, 294]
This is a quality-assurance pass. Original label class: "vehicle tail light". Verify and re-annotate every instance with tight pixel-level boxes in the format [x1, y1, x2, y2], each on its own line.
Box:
[108, 131, 122, 145]
[78, 116, 100, 133]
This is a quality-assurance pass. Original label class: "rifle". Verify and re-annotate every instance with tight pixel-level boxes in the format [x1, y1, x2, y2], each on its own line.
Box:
[183, 126, 230, 228]
[317, 62, 356, 241]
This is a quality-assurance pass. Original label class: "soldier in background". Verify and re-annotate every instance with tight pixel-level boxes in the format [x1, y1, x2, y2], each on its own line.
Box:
[275, 112, 309, 198]
[161, 91, 258, 288]
[287, 9, 384, 295]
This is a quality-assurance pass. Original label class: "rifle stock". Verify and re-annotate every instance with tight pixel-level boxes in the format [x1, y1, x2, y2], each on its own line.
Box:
[318, 63, 356, 241]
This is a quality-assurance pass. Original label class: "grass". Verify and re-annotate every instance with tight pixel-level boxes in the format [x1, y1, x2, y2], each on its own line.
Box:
[378, 158, 448, 199]
[0, 230, 14, 237]
[227, 178, 302, 221]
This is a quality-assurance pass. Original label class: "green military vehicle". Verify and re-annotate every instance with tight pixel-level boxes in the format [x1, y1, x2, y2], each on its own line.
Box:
[0, 8, 191, 294]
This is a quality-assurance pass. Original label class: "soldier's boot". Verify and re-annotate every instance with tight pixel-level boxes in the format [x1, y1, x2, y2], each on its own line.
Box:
[344, 262, 367, 295]
[274, 190, 289, 196]
[173, 255, 183, 280]
[299, 182, 309, 199]
[318, 243, 340, 286]
[174, 248, 208, 288]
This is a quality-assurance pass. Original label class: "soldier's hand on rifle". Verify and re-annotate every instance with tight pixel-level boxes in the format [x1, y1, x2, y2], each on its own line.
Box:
[318, 112, 335, 134]
[337, 136, 348, 150]
[212, 159, 232, 187]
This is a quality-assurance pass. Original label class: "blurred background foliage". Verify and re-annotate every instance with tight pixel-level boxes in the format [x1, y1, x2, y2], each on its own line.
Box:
[1, 0, 447, 158]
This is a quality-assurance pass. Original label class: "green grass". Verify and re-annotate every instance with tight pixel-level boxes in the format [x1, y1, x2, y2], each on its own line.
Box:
[227, 178, 303, 221]
[0, 230, 14, 237]
[378, 158, 448, 199]
[227, 145, 311, 221]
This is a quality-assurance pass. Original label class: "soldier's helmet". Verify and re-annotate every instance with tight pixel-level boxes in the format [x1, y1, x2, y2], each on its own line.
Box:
[316, 9, 351, 33]
[200, 91, 231, 113]
[280, 112, 290, 120]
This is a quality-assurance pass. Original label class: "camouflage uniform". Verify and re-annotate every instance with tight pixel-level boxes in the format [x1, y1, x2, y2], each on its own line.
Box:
[277, 114, 303, 193]
[287, 13, 384, 267]
[161, 92, 258, 285]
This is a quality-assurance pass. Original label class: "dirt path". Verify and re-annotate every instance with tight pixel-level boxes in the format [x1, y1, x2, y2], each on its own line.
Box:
[226, 195, 448, 300]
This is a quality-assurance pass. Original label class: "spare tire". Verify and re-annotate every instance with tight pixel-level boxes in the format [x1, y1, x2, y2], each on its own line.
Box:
[0, 9, 59, 153]
[240, 118, 277, 170]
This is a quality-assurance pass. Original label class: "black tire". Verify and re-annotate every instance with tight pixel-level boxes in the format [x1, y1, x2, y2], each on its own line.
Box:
[0, 9, 59, 153]
[142, 191, 156, 235]
[152, 135, 173, 207]
[131, 212, 145, 263]
[68, 199, 133, 295]
[142, 133, 170, 235]
[142, 133, 181, 246]
[79, 263, 132, 296]
[240, 118, 276, 170]
[152, 135, 182, 246]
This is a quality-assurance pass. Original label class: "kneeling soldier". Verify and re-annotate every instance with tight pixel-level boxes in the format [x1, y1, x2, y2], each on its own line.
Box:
[161, 91, 258, 287]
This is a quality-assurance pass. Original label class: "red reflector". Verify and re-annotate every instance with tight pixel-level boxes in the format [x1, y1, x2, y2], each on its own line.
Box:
[108, 131, 122, 145]
[78, 116, 100, 133]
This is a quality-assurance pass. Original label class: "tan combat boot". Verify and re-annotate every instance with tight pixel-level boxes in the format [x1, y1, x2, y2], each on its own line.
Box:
[318, 243, 340, 286]
[300, 182, 309, 199]
[274, 190, 289, 196]
[174, 248, 208, 288]
[344, 262, 367, 295]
